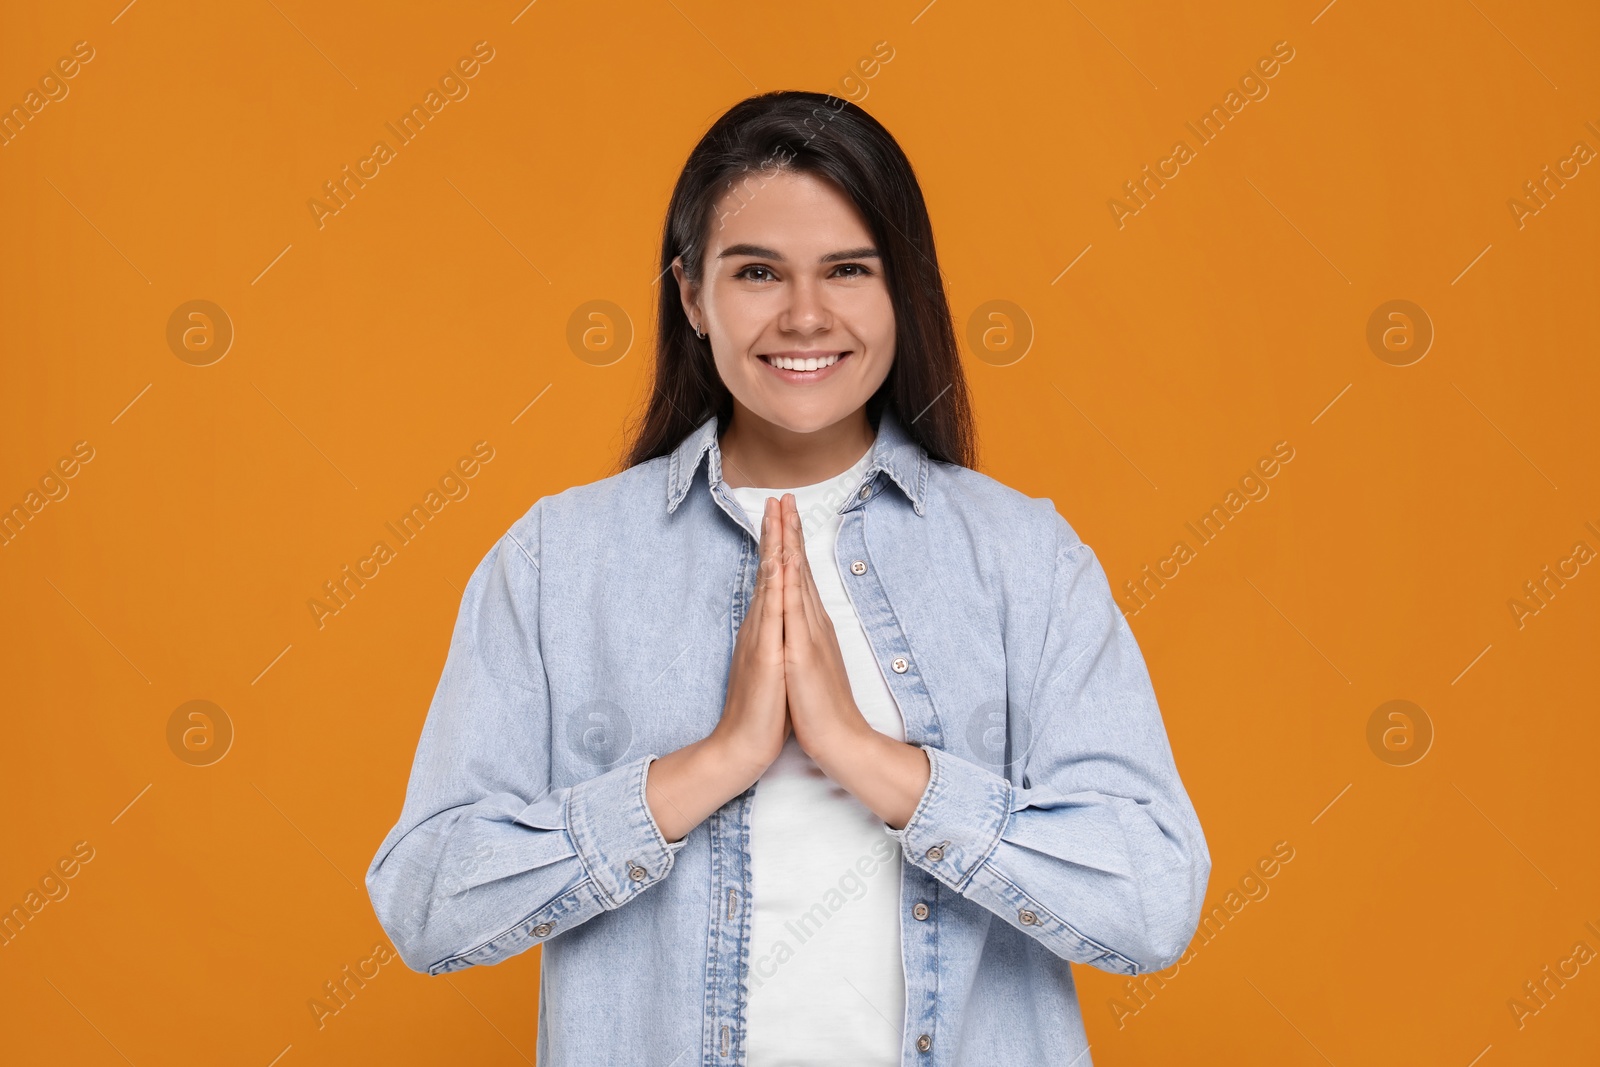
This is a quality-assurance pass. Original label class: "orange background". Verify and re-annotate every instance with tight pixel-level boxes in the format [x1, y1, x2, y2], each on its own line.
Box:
[2, 1, 1597, 1063]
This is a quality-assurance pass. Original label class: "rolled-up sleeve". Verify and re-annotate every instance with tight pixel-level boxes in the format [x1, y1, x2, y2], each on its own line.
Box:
[885, 533, 1210, 975]
[365, 515, 687, 976]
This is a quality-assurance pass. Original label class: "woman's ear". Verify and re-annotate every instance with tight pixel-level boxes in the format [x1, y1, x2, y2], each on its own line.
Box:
[670, 255, 700, 330]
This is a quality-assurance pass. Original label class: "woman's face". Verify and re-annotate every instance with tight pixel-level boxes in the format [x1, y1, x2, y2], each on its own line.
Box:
[674, 169, 896, 436]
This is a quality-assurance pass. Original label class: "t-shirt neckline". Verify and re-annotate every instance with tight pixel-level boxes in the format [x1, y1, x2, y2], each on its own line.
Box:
[727, 441, 875, 498]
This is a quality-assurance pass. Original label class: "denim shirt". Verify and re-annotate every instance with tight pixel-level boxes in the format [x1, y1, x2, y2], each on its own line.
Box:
[365, 405, 1211, 1066]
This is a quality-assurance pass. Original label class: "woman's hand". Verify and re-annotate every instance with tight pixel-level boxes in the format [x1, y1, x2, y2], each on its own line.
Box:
[709, 496, 792, 784]
[777, 492, 871, 757]
[775, 491, 930, 829]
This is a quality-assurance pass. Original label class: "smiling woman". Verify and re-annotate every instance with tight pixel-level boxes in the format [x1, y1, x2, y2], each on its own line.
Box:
[668, 169, 901, 487]
[367, 90, 1210, 1067]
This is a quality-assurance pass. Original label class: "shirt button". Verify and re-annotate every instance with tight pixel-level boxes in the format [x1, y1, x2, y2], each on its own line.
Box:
[925, 845, 944, 861]
[628, 863, 647, 881]
[533, 921, 555, 936]
[916, 1034, 933, 1053]
[858, 485, 871, 500]
[1019, 909, 1038, 925]
[891, 657, 909, 673]
[913, 902, 929, 920]
[850, 560, 867, 575]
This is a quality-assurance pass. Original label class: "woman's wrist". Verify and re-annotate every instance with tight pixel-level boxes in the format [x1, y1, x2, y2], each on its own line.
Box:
[645, 731, 772, 845]
[702, 726, 776, 793]
[809, 726, 931, 832]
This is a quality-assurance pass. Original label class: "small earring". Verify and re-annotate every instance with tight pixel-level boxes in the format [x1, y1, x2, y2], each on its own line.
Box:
[695, 325, 706, 339]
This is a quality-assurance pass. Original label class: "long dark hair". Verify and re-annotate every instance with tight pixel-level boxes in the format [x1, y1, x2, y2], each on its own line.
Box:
[618, 90, 977, 472]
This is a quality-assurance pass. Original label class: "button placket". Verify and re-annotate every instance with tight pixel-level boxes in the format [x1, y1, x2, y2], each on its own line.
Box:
[696, 735, 754, 1064]
[697, 551, 758, 1063]
[836, 476, 943, 1063]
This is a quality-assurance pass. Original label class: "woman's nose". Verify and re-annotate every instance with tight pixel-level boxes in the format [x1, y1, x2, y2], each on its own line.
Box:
[780, 277, 831, 334]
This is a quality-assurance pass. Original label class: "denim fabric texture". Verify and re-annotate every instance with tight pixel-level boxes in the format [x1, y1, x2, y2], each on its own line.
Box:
[366, 404, 1212, 1066]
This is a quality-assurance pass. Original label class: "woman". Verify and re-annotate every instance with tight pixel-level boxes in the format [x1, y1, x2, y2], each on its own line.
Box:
[367, 90, 1210, 1066]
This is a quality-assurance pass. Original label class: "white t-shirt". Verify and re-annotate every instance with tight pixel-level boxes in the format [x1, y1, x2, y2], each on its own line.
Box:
[728, 442, 908, 1066]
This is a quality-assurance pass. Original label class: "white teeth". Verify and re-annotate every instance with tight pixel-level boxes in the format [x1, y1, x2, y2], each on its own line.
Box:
[765, 352, 842, 371]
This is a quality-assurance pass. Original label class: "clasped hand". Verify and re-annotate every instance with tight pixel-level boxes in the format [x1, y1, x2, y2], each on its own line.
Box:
[716, 491, 930, 830]
[751, 492, 869, 762]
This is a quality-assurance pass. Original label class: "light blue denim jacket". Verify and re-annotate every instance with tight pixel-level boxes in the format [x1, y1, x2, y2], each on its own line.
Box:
[365, 405, 1211, 1066]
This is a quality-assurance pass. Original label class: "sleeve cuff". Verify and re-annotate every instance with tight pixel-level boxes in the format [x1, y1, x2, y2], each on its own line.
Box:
[562, 753, 684, 908]
[883, 744, 1012, 891]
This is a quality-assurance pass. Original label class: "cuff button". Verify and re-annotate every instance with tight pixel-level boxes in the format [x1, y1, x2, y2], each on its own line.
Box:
[1019, 909, 1038, 925]
[533, 922, 555, 936]
[628, 863, 647, 881]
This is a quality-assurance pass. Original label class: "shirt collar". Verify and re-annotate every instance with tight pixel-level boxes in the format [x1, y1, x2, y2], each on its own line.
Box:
[667, 405, 929, 517]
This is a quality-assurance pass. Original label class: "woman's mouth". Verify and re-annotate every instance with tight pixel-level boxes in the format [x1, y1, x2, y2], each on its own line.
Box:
[757, 351, 853, 384]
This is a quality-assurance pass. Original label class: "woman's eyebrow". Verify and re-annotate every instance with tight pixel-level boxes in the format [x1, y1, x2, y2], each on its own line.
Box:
[717, 243, 881, 263]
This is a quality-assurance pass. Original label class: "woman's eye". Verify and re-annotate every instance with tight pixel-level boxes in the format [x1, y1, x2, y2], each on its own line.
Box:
[734, 263, 874, 282]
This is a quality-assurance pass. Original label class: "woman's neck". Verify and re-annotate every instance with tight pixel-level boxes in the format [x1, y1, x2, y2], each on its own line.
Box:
[718, 407, 876, 490]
